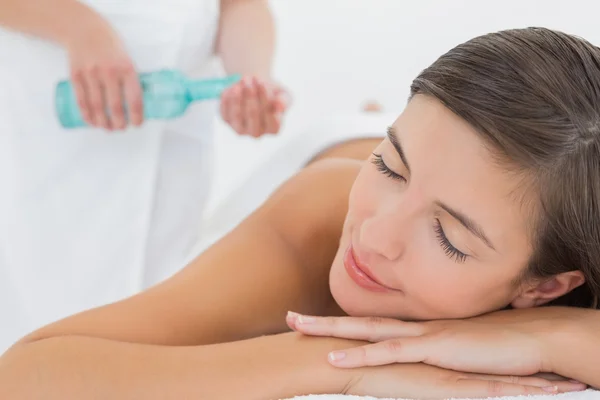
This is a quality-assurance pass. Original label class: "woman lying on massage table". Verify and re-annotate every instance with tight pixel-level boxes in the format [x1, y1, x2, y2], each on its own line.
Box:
[1, 27, 599, 399]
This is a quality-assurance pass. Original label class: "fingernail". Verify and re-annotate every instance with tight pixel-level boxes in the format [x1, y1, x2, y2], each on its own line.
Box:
[569, 380, 582, 384]
[287, 311, 299, 320]
[542, 386, 558, 393]
[297, 315, 316, 324]
[328, 351, 346, 363]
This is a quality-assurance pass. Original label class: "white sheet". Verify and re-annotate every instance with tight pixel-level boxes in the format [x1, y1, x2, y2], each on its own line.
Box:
[287, 389, 598, 400]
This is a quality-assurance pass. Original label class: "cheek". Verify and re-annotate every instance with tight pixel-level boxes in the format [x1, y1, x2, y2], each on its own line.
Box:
[407, 259, 519, 318]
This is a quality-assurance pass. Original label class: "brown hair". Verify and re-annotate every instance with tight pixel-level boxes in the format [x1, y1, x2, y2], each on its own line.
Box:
[410, 27, 600, 308]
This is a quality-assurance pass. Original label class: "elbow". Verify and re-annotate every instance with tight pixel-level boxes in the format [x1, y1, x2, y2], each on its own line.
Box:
[0, 336, 57, 399]
[0, 343, 34, 398]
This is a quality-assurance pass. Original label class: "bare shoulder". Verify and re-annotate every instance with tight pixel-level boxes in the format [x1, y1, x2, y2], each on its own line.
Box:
[250, 158, 362, 295]
[260, 158, 362, 260]
[264, 157, 362, 212]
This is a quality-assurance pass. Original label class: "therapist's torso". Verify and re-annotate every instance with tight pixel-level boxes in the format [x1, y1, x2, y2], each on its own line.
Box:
[0, 0, 220, 351]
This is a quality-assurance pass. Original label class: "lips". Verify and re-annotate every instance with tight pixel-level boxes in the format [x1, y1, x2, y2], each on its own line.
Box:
[343, 245, 395, 293]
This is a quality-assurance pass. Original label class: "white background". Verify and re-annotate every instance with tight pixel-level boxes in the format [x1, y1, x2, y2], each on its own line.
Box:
[206, 0, 600, 213]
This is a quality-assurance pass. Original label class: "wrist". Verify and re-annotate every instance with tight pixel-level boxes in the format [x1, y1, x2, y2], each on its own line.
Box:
[46, 2, 105, 48]
[272, 332, 365, 395]
[58, 5, 114, 51]
[468, 307, 578, 374]
[536, 307, 596, 375]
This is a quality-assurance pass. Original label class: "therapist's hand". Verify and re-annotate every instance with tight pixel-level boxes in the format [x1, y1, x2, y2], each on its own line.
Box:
[220, 76, 289, 137]
[66, 15, 143, 130]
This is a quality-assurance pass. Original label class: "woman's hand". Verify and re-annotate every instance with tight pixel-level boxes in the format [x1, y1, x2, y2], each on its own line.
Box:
[220, 76, 289, 137]
[280, 331, 584, 399]
[66, 15, 143, 131]
[287, 309, 586, 379]
[347, 362, 584, 399]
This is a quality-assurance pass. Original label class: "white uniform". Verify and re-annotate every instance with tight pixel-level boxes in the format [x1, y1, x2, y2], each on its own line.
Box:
[0, 0, 220, 351]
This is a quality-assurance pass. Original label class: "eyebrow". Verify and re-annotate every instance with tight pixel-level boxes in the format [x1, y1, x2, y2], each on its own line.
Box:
[387, 126, 411, 174]
[386, 126, 495, 250]
[435, 201, 496, 251]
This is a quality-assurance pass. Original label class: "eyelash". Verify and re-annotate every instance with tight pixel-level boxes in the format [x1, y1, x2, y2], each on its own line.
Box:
[371, 153, 468, 264]
[434, 219, 468, 263]
[371, 153, 406, 181]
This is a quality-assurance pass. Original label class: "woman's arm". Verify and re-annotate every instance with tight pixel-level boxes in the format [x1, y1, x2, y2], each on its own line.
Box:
[447, 306, 600, 388]
[0, 332, 356, 399]
[0, 329, 567, 399]
[6, 159, 357, 345]
[288, 307, 600, 388]
[0, 0, 104, 46]
[216, 0, 275, 79]
[215, 0, 288, 137]
[0, 0, 145, 129]
[0, 159, 360, 396]
[492, 307, 600, 388]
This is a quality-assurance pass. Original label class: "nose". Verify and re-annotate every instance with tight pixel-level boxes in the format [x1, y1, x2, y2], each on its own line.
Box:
[358, 200, 415, 261]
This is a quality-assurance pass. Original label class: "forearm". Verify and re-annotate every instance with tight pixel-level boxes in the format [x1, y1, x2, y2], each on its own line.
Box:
[0, 0, 102, 46]
[541, 307, 600, 388]
[0, 332, 355, 399]
[216, 0, 275, 79]
[477, 306, 600, 387]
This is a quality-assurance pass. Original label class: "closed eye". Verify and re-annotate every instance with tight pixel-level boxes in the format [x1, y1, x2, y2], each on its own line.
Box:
[434, 218, 468, 263]
[371, 153, 406, 182]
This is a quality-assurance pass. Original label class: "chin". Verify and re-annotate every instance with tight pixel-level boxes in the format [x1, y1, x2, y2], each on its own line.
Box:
[329, 263, 363, 316]
[330, 286, 370, 317]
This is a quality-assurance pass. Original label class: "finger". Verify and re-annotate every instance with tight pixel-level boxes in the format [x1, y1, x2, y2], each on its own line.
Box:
[266, 88, 287, 135]
[466, 374, 560, 388]
[259, 83, 279, 134]
[242, 77, 261, 137]
[83, 66, 109, 129]
[255, 79, 273, 135]
[460, 374, 587, 395]
[273, 88, 290, 113]
[102, 68, 126, 130]
[229, 84, 244, 134]
[264, 111, 281, 135]
[450, 378, 560, 398]
[267, 90, 287, 135]
[219, 87, 233, 122]
[121, 65, 143, 126]
[293, 314, 425, 342]
[531, 373, 588, 392]
[554, 380, 588, 393]
[71, 71, 92, 125]
[286, 311, 299, 331]
[328, 337, 427, 368]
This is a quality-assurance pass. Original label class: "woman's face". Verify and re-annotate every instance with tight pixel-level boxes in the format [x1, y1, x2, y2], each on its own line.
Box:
[329, 95, 535, 320]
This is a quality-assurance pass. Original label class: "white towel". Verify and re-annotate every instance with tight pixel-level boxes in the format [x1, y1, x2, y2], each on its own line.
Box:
[287, 389, 598, 400]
